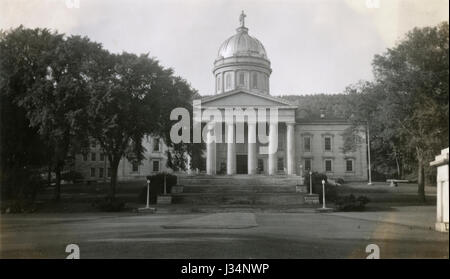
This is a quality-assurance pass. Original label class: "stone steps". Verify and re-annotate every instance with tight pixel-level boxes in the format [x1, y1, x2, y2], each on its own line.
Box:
[172, 192, 307, 205]
[179, 175, 303, 186]
[171, 175, 309, 206]
[181, 185, 296, 193]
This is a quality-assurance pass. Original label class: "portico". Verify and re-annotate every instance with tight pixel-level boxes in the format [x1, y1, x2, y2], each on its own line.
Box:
[201, 90, 297, 176]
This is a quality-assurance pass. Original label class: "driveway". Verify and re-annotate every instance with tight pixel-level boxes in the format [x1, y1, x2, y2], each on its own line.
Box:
[1, 210, 448, 259]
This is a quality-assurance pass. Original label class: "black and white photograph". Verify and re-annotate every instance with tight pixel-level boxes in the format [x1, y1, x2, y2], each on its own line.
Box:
[0, 0, 448, 265]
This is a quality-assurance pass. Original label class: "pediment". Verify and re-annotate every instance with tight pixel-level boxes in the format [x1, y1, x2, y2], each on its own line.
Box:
[201, 90, 295, 108]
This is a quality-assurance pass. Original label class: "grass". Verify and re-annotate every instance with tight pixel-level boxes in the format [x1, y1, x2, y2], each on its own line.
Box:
[336, 182, 436, 206]
[2, 180, 436, 213]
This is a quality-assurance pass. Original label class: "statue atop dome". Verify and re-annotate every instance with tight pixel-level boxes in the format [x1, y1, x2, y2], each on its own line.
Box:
[216, 11, 269, 60]
[214, 11, 271, 95]
[239, 11, 246, 27]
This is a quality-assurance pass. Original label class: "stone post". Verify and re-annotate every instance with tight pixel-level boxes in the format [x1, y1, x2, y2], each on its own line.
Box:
[430, 147, 449, 232]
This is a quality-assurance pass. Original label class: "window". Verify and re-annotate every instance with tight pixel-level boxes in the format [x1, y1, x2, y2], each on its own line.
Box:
[83, 154, 88, 161]
[277, 157, 284, 171]
[346, 159, 354, 172]
[90, 168, 96, 177]
[237, 71, 248, 88]
[132, 161, 139, 172]
[100, 153, 105, 161]
[153, 138, 160, 152]
[304, 159, 312, 171]
[324, 137, 332, 151]
[325, 159, 332, 172]
[304, 137, 311, 152]
[252, 72, 258, 89]
[152, 160, 160, 172]
[225, 72, 232, 91]
[239, 72, 245, 86]
[107, 168, 111, 177]
[99, 168, 104, 178]
[91, 152, 96, 161]
[217, 75, 222, 92]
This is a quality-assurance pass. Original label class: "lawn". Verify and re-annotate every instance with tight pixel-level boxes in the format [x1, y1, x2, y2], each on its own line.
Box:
[337, 182, 436, 206]
[2, 179, 436, 213]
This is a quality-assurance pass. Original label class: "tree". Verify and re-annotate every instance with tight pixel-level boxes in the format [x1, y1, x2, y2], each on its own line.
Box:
[0, 27, 61, 200]
[343, 22, 449, 200]
[88, 52, 196, 199]
[1, 26, 200, 202]
[372, 22, 448, 200]
[0, 27, 105, 200]
[344, 81, 416, 181]
[158, 76, 204, 172]
[0, 91, 47, 201]
[21, 35, 103, 200]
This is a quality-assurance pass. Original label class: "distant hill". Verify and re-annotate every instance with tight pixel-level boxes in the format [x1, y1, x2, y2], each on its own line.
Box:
[280, 94, 353, 121]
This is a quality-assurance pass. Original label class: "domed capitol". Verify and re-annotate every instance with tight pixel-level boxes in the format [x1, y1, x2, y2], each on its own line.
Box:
[72, 12, 368, 185]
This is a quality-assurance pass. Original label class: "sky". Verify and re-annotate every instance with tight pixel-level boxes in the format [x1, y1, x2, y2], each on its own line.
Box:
[1, 0, 448, 96]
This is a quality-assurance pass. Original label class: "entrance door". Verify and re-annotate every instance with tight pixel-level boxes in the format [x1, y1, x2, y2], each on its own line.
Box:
[236, 154, 248, 174]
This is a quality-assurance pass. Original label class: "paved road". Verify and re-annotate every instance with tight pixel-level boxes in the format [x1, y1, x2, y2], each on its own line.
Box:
[1, 207, 448, 259]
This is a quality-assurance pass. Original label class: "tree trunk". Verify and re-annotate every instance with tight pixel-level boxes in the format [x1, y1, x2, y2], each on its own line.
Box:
[47, 165, 52, 187]
[394, 152, 401, 179]
[54, 162, 62, 201]
[417, 158, 425, 202]
[109, 158, 120, 200]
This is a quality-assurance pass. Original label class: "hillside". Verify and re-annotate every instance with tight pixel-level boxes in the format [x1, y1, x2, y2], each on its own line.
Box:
[281, 93, 353, 121]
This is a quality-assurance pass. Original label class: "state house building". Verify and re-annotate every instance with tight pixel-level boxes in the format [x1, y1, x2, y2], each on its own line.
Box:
[72, 13, 368, 182]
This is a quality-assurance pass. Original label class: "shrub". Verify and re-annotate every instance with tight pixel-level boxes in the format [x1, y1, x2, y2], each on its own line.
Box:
[304, 172, 339, 202]
[138, 173, 177, 203]
[371, 170, 388, 182]
[335, 194, 370, 211]
[1, 200, 38, 213]
[336, 178, 345, 185]
[1, 168, 45, 204]
[92, 197, 125, 212]
[304, 171, 327, 188]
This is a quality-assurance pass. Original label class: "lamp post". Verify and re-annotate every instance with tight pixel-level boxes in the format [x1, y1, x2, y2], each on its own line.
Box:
[309, 171, 313, 195]
[367, 124, 373, 185]
[163, 173, 167, 195]
[322, 179, 326, 209]
[145, 178, 151, 209]
[315, 179, 333, 212]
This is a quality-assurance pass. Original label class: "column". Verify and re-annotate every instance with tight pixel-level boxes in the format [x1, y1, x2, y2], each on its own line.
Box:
[286, 123, 295, 175]
[227, 123, 236, 175]
[206, 123, 216, 175]
[248, 123, 257, 175]
[268, 122, 278, 175]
